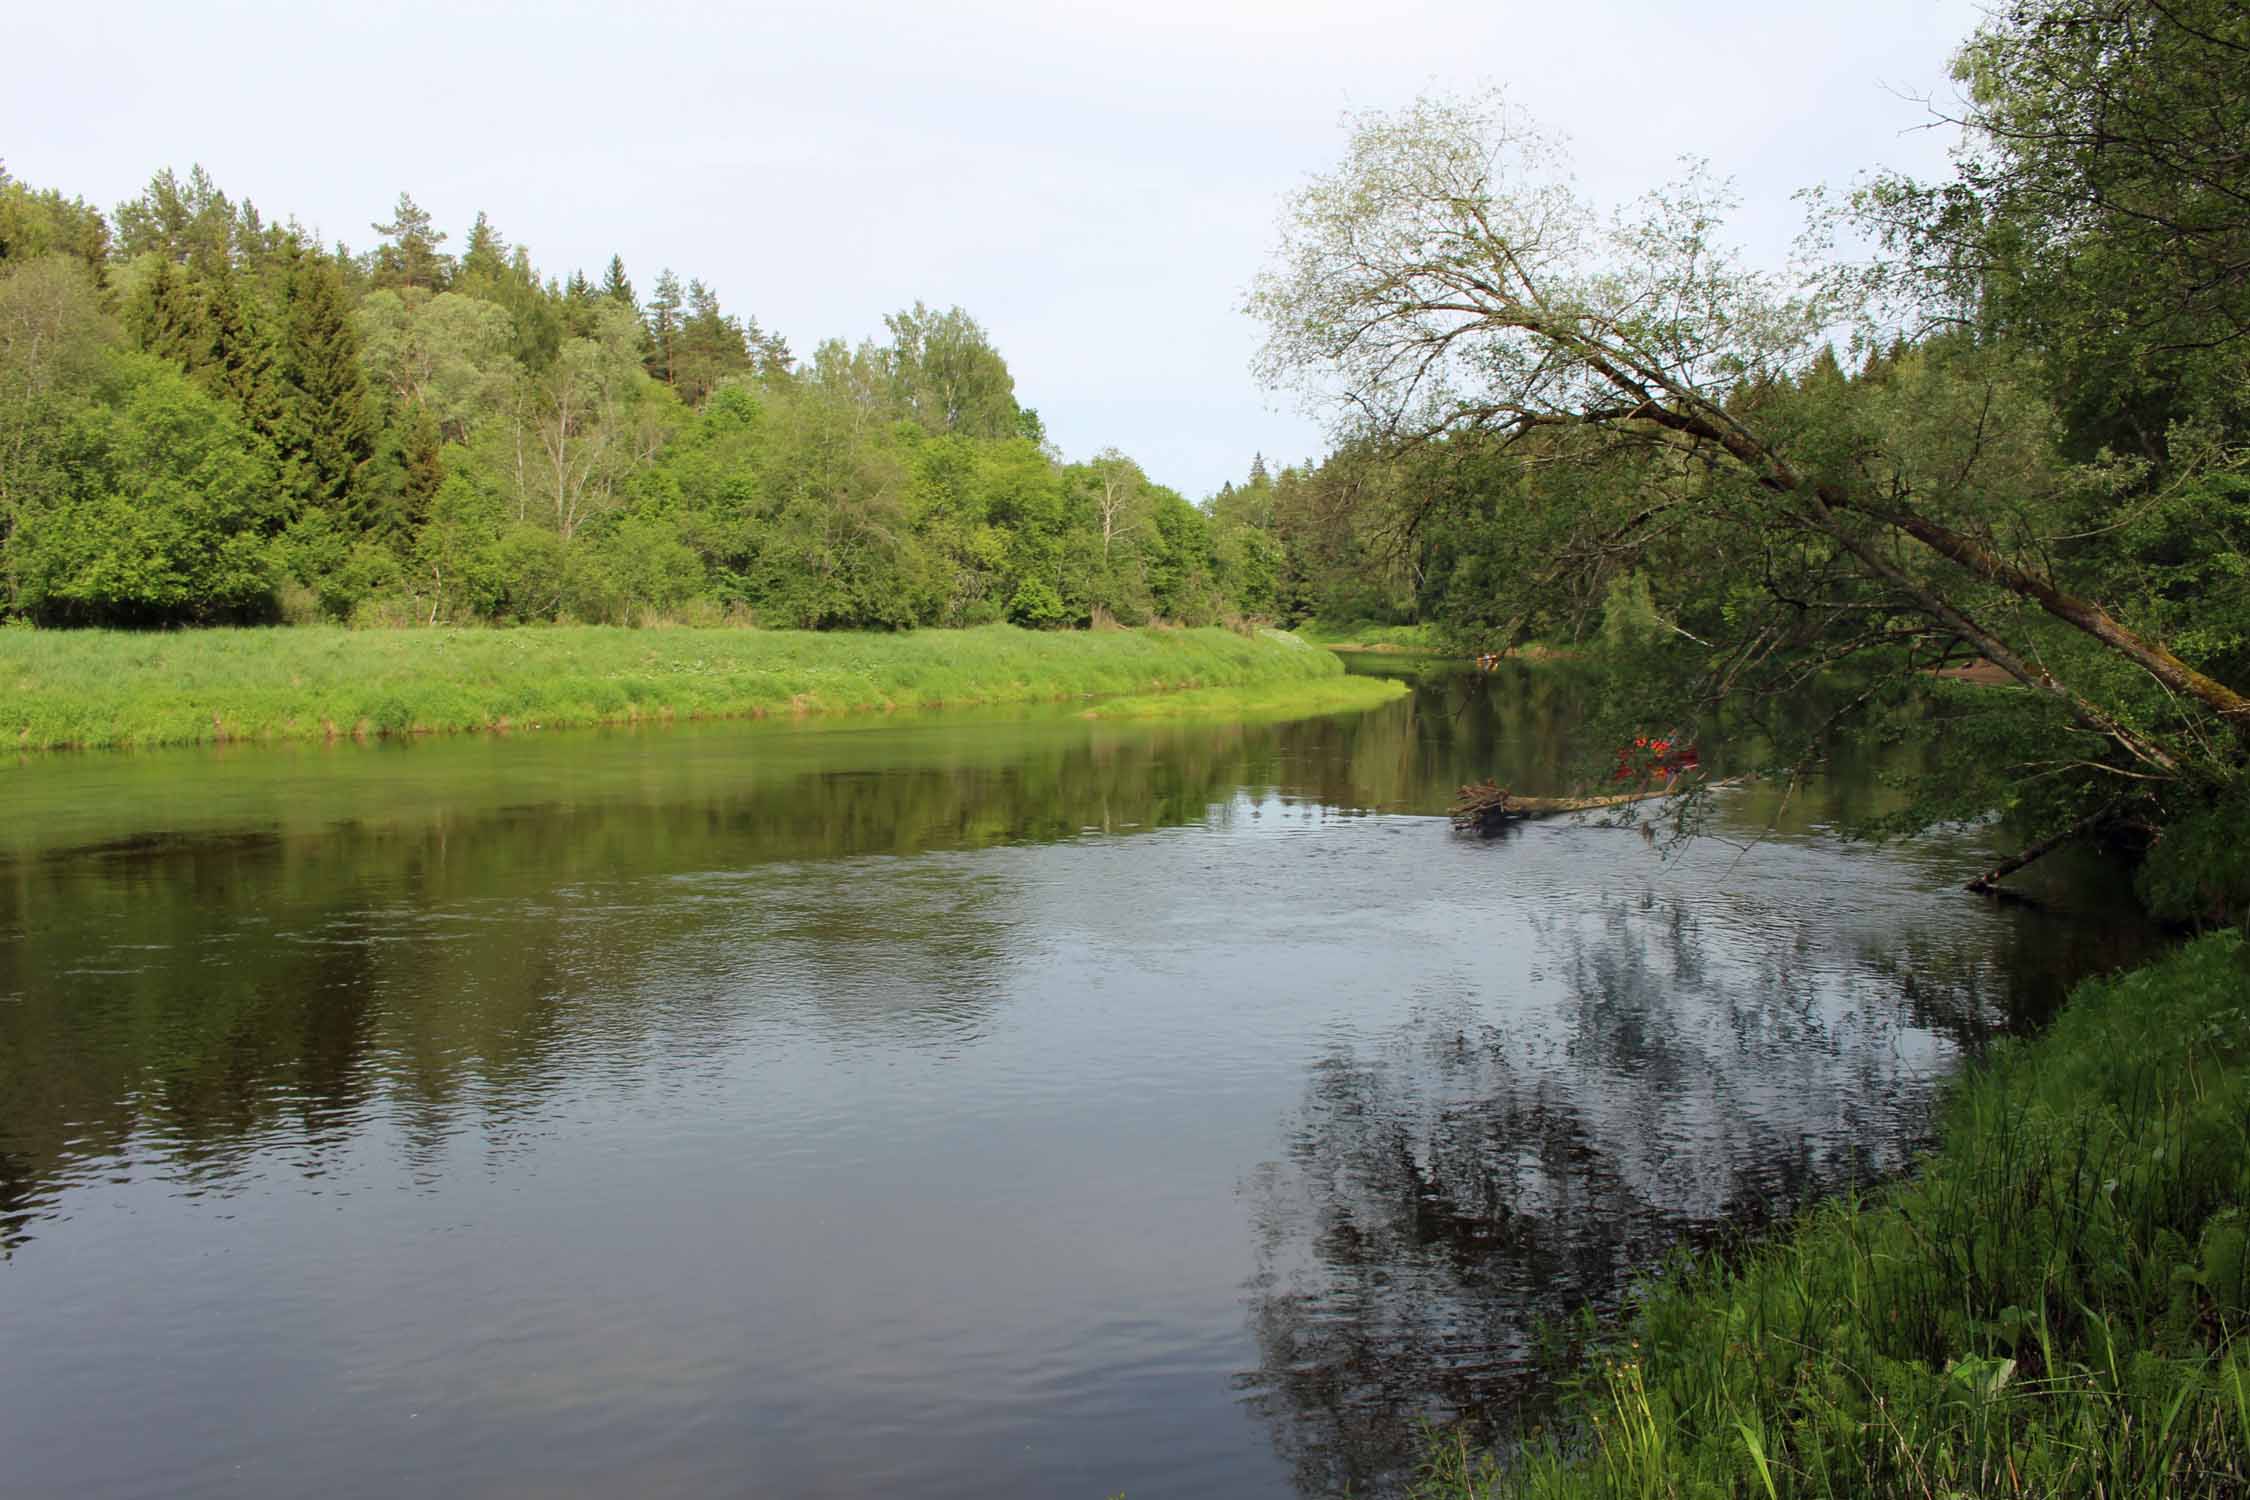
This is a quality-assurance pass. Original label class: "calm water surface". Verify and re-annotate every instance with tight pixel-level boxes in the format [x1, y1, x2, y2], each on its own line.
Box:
[0, 664, 2157, 1497]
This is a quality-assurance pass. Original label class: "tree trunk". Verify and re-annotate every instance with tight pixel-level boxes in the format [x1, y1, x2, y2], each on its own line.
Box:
[1966, 801, 2119, 896]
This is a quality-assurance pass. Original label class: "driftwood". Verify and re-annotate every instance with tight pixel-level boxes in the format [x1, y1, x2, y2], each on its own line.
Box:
[1449, 776, 1726, 835]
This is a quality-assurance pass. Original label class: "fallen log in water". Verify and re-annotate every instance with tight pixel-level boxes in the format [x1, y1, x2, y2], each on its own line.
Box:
[1448, 776, 1734, 835]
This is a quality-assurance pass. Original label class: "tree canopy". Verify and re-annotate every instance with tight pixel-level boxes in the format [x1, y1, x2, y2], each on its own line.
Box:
[0, 168, 1281, 636]
[1251, 0, 2250, 917]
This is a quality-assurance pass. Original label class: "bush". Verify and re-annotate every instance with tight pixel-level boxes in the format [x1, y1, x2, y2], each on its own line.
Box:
[1007, 577, 1067, 627]
[563, 513, 707, 624]
[15, 355, 284, 625]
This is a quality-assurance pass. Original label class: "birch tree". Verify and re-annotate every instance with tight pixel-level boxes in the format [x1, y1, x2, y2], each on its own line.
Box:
[508, 302, 675, 541]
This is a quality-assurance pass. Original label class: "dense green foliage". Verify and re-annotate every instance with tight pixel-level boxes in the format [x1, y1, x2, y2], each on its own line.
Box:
[0, 622, 1340, 749]
[1417, 932, 2250, 1499]
[1251, 0, 2250, 920]
[0, 170, 1279, 632]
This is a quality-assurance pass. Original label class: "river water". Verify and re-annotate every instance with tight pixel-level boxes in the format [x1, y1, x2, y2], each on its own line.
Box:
[0, 661, 2158, 1498]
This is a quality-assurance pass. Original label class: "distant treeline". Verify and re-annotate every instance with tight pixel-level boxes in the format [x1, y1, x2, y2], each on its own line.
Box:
[0, 166, 1333, 630]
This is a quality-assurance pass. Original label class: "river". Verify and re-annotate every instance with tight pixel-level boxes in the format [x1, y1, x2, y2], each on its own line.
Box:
[0, 660, 2159, 1497]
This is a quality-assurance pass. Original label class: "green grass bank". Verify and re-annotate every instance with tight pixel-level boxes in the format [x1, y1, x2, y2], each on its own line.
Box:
[1422, 932, 2250, 1500]
[1080, 674, 1408, 720]
[1293, 618, 1444, 652]
[0, 623, 1351, 751]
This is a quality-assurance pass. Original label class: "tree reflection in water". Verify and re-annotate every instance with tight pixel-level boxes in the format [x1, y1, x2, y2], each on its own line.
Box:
[0, 727, 1251, 1254]
[1238, 879, 2072, 1498]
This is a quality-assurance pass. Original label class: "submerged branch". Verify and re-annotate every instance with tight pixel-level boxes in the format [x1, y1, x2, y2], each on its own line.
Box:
[1965, 799, 2124, 897]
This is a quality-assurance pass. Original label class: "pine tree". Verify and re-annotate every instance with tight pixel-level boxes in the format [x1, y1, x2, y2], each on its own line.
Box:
[745, 319, 794, 379]
[114, 165, 234, 271]
[371, 192, 451, 292]
[1249, 452, 1271, 488]
[280, 250, 376, 525]
[600, 254, 636, 308]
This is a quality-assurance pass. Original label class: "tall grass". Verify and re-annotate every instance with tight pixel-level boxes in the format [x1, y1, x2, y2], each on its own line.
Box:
[0, 623, 1346, 751]
[1421, 932, 2250, 1499]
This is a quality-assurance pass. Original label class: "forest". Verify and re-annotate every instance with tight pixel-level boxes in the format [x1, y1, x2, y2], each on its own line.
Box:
[0, 169, 1296, 633]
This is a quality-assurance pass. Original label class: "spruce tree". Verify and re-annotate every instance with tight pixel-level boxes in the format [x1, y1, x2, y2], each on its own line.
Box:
[600, 254, 635, 308]
[400, 400, 445, 534]
[561, 269, 599, 337]
[676, 279, 750, 405]
[127, 260, 206, 369]
[195, 262, 285, 444]
[496, 250, 562, 369]
[279, 250, 376, 527]
[490, 244, 562, 369]
[457, 211, 508, 287]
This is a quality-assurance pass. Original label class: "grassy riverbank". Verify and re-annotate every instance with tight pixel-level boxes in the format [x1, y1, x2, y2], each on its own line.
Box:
[1292, 618, 1443, 652]
[1422, 932, 2250, 1499]
[1080, 674, 1407, 720]
[0, 624, 1350, 750]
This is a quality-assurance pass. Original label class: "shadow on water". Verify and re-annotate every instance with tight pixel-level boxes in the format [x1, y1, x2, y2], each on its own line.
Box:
[0, 719, 1292, 1253]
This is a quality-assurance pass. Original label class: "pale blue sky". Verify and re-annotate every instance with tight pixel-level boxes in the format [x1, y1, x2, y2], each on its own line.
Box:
[6, 0, 1977, 498]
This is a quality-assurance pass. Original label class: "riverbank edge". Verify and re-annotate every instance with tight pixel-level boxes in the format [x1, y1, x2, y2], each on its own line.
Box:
[1079, 674, 1409, 720]
[1292, 619, 1445, 653]
[0, 623, 1353, 752]
[1419, 931, 2250, 1498]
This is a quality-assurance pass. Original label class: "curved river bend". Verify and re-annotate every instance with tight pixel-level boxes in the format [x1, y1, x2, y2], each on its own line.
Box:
[0, 664, 2156, 1497]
